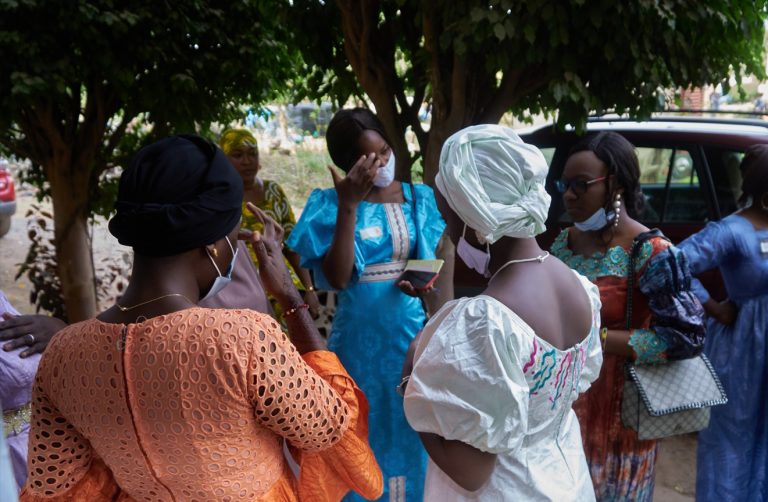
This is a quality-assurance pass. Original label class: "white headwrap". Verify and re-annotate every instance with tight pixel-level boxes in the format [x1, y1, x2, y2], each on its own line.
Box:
[435, 124, 551, 244]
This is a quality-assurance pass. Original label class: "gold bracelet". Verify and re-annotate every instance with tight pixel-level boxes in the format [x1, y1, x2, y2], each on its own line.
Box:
[600, 327, 608, 351]
[4, 402, 31, 437]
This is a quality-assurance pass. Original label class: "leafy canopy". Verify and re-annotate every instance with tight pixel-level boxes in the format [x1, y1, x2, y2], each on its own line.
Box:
[0, 0, 298, 210]
[287, 0, 767, 171]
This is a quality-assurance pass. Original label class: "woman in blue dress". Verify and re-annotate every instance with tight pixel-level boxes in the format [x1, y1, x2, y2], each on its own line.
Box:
[678, 145, 768, 502]
[287, 108, 445, 502]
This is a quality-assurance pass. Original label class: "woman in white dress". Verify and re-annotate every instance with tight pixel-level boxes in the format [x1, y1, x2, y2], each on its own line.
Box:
[402, 125, 604, 501]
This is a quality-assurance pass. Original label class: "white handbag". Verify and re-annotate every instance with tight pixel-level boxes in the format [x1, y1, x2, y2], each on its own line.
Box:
[619, 230, 727, 440]
[622, 353, 727, 440]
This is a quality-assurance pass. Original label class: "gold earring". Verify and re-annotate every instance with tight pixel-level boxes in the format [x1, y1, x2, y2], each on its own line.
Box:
[211, 247, 219, 258]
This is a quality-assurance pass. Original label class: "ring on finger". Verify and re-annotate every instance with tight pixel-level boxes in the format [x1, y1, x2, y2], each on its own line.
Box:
[26, 333, 35, 345]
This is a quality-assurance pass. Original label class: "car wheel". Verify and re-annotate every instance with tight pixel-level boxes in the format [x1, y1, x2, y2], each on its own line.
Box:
[0, 217, 10, 238]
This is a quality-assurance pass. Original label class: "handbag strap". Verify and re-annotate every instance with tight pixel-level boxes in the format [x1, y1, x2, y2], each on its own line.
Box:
[625, 228, 667, 329]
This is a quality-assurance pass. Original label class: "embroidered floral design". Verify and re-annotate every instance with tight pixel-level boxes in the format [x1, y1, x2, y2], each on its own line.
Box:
[529, 349, 557, 395]
[629, 328, 668, 365]
[550, 229, 653, 280]
[524, 339, 590, 410]
[383, 203, 410, 261]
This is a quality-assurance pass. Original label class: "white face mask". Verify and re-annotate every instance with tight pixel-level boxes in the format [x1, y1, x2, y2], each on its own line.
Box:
[573, 207, 616, 232]
[373, 153, 396, 187]
[200, 236, 238, 302]
[456, 224, 491, 278]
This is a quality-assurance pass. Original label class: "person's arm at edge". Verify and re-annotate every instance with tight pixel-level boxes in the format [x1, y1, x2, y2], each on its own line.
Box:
[418, 433, 496, 492]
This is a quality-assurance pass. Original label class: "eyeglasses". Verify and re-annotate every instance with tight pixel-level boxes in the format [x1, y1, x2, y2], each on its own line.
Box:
[555, 176, 607, 195]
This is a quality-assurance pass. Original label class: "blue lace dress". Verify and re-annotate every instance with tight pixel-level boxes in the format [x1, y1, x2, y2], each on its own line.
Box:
[287, 184, 445, 502]
[678, 214, 768, 502]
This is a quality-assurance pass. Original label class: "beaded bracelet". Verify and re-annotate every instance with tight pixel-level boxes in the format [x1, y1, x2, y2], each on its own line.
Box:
[284, 303, 309, 317]
[600, 327, 609, 351]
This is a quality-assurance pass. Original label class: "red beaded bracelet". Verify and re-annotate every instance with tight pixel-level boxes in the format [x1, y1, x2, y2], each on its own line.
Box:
[284, 303, 309, 317]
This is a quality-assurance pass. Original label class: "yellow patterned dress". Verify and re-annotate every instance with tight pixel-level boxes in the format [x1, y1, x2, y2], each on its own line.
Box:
[241, 179, 303, 319]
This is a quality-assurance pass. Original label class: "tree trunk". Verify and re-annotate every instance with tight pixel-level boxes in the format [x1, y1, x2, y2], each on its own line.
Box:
[418, 120, 457, 310]
[49, 160, 98, 322]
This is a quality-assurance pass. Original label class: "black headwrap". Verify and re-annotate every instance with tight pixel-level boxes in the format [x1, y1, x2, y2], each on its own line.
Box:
[109, 134, 243, 256]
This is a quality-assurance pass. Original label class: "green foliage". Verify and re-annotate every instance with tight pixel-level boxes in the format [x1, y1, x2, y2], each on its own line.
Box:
[284, 0, 768, 180]
[0, 0, 300, 203]
[15, 204, 67, 321]
[0, 1, 302, 315]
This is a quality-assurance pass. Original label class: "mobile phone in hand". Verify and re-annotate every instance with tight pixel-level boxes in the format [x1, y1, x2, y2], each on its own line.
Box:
[398, 270, 440, 291]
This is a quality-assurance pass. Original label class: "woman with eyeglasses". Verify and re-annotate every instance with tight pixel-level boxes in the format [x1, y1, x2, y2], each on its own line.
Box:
[549, 132, 705, 501]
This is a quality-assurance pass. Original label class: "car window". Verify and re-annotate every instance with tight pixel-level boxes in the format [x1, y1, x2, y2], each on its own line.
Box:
[539, 147, 556, 166]
[636, 147, 706, 223]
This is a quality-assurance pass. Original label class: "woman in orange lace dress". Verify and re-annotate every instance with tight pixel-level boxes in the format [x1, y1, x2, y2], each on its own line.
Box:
[20, 135, 382, 502]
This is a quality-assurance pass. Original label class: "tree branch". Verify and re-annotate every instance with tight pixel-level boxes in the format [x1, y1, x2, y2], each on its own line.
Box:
[478, 66, 548, 123]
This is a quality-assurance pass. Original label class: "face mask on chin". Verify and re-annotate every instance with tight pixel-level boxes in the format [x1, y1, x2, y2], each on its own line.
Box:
[573, 207, 616, 232]
[456, 223, 491, 278]
[373, 153, 396, 188]
[200, 236, 238, 302]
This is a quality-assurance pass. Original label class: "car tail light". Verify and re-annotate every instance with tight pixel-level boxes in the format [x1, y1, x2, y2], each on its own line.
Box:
[0, 170, 14, 202]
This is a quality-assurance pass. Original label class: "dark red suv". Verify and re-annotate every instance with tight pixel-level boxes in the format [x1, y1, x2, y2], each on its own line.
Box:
[0, 159, 16, 238]
[454, 116, 768, 300]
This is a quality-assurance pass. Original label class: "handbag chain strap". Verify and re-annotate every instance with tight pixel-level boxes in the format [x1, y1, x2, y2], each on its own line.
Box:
[624, 229, 667, 329]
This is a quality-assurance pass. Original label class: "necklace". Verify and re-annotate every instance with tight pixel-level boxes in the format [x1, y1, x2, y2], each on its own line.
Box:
[489, 252, 550, 282]
[116, 293, 195, 312]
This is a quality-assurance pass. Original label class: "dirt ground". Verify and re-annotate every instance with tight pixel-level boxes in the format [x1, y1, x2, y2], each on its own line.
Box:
[0, 189, 697, 501]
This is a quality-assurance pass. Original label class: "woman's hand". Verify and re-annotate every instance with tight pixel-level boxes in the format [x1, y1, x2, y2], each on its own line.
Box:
[241, 203, 299, 305]
[0, 313, 67, 357]
[397, 280, 436, 298]
[705, 299, 738, 326]
[328, 153, 379, 206]
[303, 289, 321, 319]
